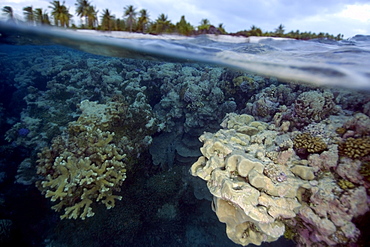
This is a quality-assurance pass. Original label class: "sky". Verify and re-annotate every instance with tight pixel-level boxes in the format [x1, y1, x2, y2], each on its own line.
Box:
[1, 0, 370, 38]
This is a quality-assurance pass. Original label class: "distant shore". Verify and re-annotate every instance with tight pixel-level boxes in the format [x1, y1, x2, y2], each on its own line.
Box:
[75, 29, 293, 43]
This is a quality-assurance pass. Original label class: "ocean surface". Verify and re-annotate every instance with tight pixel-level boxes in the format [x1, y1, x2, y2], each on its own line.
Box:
[0, 21, 369, 247]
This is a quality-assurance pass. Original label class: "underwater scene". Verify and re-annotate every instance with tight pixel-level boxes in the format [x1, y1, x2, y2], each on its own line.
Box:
[0, 22, 370, 247]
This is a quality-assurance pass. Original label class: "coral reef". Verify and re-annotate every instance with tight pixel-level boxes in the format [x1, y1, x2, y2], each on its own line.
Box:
[0, 219, 13, 244]
[15, 158, 37, 185]
[35, 96, 158, 220]
[191, 113, 369, 246]
[244, 84, 295, 122]
[2, 43, 370, 247]
[273, 89, 337, 129]
[35, 99, 146, 220]
[293, 90, 335, 125]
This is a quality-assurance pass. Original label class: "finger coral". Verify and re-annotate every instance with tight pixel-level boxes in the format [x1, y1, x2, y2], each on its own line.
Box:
[36, 101, 128, 220]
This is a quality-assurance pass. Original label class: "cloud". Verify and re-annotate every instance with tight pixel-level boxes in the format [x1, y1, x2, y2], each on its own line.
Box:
[336, 4, 370, 22]
[1, 0, 369, 38]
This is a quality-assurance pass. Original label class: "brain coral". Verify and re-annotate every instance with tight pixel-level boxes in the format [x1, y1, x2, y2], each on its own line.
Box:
[338, 136, 370, 159]
[293, 132, 327, 155]
[37, 122, 126, 220]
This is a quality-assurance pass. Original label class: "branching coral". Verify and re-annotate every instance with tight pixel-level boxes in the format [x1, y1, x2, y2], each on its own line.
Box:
[36, 104, 128, 220]
[36, 98, 158, 220]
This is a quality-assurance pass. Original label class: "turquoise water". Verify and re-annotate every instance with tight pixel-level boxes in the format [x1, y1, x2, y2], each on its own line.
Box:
[0, 21, 369, 247]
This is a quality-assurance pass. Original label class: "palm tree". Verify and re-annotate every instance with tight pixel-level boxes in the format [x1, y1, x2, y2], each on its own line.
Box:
[115, 18, 125, 31]
[152, 13, 172, 34]
[294, 30, 301, 39]
[100, 9, 115, 31]
[86, 5, 98, 29]
[198, 19, 211, 31]
[34, 8, 51, 25]
[2, 6, 15, 21]
[49, 1, 72, 27]
[336, 33, 344, 41]
[176, 15, 193, 36]
[249, 25, 262, 36]
[23, 6, 35, 25]
[137, 9, 149, 33]
[75, 0, 90, 27]
[275, 24, 285, 37]
[217, 23, 226, 34]
[124, 5, 136, 32]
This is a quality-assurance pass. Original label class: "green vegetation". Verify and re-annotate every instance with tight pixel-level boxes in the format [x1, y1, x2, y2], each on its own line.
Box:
[176, 15, 194, 36]
[124, 5, 136, 32]
[49, 1, 72, 27]
[2, 6, 14, 21]
[137, 9, 149, 32]
[150, 13, 174, 34]
[100, 8, 114, 31]
[1, 2, 344, 40]
[34, 8, 51, 25]
[198, 18, 211, 31]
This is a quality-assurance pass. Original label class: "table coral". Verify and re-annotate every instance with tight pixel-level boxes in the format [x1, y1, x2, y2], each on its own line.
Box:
[37, 115, 127, 220]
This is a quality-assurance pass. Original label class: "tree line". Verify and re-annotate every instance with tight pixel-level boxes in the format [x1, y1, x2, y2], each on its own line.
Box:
[1, 1, 343, 40]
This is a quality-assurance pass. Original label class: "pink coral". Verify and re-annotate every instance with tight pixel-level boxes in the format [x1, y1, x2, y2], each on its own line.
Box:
[294, 176, 367, 246]
[336, 157, 363, 184]
[343, 113, 370, 136]
[308, 147, 338, 171]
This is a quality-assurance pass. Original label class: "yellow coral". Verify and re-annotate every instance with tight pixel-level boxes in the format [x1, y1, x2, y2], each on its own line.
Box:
[335, 127, 347, 135]
[37, 124, 126, 220]
[293, 133, 327, 154]
[338, 137, 370, 159]
[337, 179, 355, 190]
